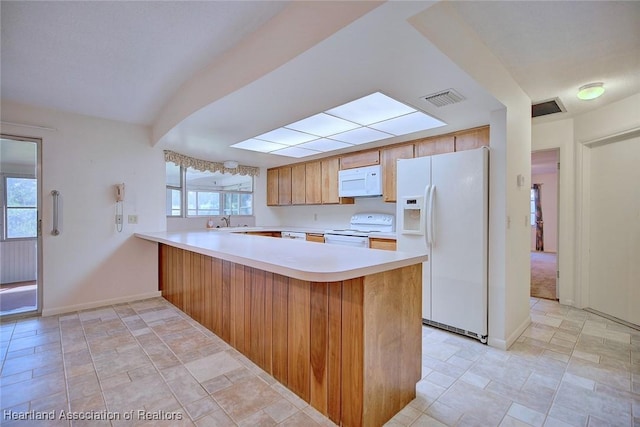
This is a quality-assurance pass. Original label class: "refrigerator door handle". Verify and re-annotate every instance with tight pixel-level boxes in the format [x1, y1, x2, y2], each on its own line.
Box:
[424, 184, 431, 247]
[428, 185, 436, 246]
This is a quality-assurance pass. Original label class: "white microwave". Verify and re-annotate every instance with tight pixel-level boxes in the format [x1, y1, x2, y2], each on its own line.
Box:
[338, 165, 383, 197]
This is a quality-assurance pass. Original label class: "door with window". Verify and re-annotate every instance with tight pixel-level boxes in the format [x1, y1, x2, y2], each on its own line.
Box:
[1, 136, 41, 317]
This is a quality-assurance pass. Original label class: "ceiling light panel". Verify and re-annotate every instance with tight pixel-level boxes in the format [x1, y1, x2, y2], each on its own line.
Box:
[255, 128, 319, 146]
[230, 139, 288, 152]
[326, 92, 416, 125]
[286, 113, 360, 137]
[329, 127, 392, 145]
[369, 111, 446, 135]
[271, 146, 321, 158]
[229, 92, 447, 157]
[297, 138, 353, 152]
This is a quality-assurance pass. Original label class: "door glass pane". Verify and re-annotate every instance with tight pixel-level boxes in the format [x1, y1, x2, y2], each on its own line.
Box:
[6, 177, 37, 238]
[6, 209, 37, 238]
[7, 177, 37, 207]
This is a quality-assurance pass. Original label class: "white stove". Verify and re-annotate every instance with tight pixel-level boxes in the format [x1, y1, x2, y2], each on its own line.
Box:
[324, 213, 394, 247]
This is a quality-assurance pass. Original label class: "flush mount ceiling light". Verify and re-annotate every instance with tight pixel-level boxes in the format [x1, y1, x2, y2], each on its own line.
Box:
[230, 92, 446, 158]
[577, 82, 605, 100]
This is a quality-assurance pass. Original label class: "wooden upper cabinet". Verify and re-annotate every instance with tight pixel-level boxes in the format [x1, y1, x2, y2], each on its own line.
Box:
[454, 126, 490, 152]
[415, 135, 455, 157]
[291, 164, 306, 205]
[340, 150, 380, 170]
[321, 158, 353, 205]
[381, 144, 414, 203]
[267, 168, 279, 206]
[321, 158, 340, 204]
[305, 161, 322, 205]
[278, 166, 292, 205]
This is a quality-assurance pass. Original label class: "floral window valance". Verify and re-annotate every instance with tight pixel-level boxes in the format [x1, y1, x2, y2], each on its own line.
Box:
[164, 150, 259, 177]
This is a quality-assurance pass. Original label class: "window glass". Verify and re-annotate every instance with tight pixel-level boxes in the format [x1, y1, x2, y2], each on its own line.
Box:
[165, 162, 182, 216]
[530, 189, 536, 226]
[166, 188, 181, 216]
[6, 177, 37, 238]
[166, 163, 253, 218]
[185, 167, 252, 217]
[165, 162, 181, 187]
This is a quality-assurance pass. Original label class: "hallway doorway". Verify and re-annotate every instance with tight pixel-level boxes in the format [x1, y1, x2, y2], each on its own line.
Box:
[530, 149, 559, 300]
[0, 135, 41, 317]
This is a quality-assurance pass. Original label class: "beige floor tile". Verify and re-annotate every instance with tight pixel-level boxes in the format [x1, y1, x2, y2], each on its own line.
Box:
[237, 410, 277, 426]
[102, 372, 173, 413]
[424, 401, 463, 425]
[566, 357, 631, 391]
[262, 398, 298, 423]
[0, 370, 66, 409]
[437, 381, 511, 425]
[164, 369, 209, 406]
[212, 376, 280, 422]
[410, 413, 448, 426]
[507, 402, 546, 427]
[184, 396, 221, 421]
[554, 381, 632, 426]
[277, 411, 322, 426]
[3, 297, 639, 427]
[185, 350, 242, 383]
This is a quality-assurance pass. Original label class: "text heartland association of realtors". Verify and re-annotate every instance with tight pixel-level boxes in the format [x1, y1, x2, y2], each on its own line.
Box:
[3, 409, 183, 421]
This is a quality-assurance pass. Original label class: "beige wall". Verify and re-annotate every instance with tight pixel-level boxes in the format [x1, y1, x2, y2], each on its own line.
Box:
[1, 101, 166, 315]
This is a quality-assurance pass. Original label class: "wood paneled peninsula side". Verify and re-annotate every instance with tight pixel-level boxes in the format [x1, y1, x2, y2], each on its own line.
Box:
[135, 231, 426, 427]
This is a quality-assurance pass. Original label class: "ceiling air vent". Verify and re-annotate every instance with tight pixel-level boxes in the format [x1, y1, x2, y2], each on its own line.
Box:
[532, 98, 566, 118]
[423, 89, 465, 107]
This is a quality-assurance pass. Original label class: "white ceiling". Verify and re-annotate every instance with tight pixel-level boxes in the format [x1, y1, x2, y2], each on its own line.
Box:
[2, 1, 639, 170]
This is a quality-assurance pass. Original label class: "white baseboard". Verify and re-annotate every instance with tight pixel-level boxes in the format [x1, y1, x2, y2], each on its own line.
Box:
[488, 314, 531, 350]
[42, 291, 162, 317]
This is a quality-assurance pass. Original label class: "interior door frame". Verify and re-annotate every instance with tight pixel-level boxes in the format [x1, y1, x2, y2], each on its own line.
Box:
[578, 127, 640, 322]
[530, 148, 560, 300]
[0, 133, 43, 319]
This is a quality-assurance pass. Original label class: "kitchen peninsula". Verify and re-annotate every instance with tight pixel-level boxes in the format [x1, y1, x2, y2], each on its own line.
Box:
[135, 230, 426, 427]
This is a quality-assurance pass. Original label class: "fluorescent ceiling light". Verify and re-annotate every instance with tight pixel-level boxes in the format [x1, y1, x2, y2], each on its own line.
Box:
[369, 111, 446, 135]
[256, 128, 319, 146]
[329, 127, 392, 145]
[577, 82, 605, 100]
[286, 113, 359, 137]
[326, 92, 415, 125]
[230, 92, 447, 158]
[230, 139, 288, 152]
[297, 138, 353, 152]
[271, 146, 321, 158]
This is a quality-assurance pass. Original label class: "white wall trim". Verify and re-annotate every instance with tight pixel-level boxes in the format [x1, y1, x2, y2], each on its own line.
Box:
[488, 314, 531, 350]
[575, 143, 590, 309]
[580, 126, 640, 148]
[42, 291, 162, 317]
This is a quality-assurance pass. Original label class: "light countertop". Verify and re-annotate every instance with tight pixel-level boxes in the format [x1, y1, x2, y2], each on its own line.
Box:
[135, 230, 425, 282]
[206, 226, 397, 240]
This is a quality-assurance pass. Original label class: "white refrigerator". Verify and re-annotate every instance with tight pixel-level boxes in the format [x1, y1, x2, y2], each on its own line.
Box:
[396, 147, 488, 343]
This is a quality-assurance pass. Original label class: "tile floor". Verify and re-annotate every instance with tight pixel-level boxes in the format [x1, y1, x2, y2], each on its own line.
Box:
[1, 297, 638, 426]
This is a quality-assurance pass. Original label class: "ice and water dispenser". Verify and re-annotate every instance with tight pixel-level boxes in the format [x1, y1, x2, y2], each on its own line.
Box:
[400, 196, 425, 235]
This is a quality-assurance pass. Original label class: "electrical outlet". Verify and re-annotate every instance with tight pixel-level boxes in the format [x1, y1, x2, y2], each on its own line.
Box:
[128, 215, 138, 224]
[115, 214, 123, 225]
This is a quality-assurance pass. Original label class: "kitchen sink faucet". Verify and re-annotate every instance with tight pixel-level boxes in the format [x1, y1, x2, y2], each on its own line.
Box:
[221, 216, 231, 227]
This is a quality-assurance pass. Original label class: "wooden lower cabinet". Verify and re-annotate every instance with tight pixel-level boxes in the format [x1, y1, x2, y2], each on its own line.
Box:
[306, 233, 325, 243]
[246, 231, 282, 237]
[159, 244, 421, 427]
[369, 238, 396, 251]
